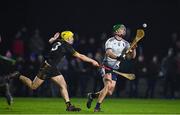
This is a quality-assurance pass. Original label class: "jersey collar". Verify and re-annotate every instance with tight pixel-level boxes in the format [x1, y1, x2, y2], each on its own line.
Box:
[114, 36, 123, 41]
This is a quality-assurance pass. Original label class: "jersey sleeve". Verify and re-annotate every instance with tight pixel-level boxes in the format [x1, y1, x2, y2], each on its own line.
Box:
[121, 41, 130, 55]
[105, 39, 113, 50]
[125, 41, 130, 50]
[65, 43, 78, 56]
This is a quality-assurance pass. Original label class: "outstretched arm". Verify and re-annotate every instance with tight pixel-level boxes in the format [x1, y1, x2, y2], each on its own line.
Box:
[73, 52, 99, 67]
[49, 32, 60, 44]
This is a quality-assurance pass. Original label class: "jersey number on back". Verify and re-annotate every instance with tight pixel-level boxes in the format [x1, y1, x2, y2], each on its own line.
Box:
[51, 42, 62, 51]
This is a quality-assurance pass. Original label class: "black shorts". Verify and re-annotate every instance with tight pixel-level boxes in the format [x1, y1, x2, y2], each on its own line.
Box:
[37, 61, 62, 80]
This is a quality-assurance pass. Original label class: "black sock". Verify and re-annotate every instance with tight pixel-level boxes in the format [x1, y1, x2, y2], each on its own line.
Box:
[95, 102, 101, 109]
[92, 93, 98, 98]
[66, 101, 71, 107]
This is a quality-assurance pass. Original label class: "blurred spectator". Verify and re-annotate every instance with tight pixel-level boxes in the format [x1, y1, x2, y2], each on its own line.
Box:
[21, 26, 28, 38]
[28, 29, 45, 55]
[99, 32, 108, 50]
[76, 37, 87, 54]
[12, 56, 26, 96]
[129, 54, 147, 98]
[87, 37, 96, 55]
[100, 32, 107, 42]
[0, 50, 16, 74]
[170, 32, 179, 55]
[12, 31, 25, 57]
[68, 58, 79, 97]
[20, 26, 29, 56]
[5, 50, 12, 58]
[175, 39, 180, 55]
[0, 35, 5, 54]
[76, 58, 89, 97]
[175, 52, 180, 97]
[161, 48, 176, 99]
[24, 53, 40, 96]
[145, 55, 160, 98]
[93, 49, 104, 93]
[0, 35, 2, 43]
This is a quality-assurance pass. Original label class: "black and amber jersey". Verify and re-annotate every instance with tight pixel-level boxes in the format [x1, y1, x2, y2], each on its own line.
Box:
[47, 40, 77, 67]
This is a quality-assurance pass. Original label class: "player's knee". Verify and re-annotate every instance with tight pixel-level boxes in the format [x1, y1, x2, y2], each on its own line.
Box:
[105, 82, 111, 90]
[61, 86, 66, 90]
[107, 86, 115, 96]
[31, 85, 38, 90]
[107, 91, 113, 96]
[31, 87, 37, 90]
[58, 84, 67, 90]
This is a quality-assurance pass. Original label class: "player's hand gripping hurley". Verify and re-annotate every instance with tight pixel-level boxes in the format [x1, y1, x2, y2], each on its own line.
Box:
[123, 29, 145, 58]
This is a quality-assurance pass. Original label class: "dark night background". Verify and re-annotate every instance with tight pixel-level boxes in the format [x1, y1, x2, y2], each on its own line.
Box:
[0, 0, 180, 98]
[0, 0, 179, 58]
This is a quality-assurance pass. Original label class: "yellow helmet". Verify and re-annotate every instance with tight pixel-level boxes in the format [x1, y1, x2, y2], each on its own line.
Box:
[61, 31, 74, 41]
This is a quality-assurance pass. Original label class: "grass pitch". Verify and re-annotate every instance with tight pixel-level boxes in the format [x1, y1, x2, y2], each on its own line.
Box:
[0, 98, 180, 114]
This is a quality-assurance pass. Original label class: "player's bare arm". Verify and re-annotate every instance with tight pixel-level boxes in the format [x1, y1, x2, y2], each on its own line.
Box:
[73, 52, 99, 67]
[49, 32, 60, 44]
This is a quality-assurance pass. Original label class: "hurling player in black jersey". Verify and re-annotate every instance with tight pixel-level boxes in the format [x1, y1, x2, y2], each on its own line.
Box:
[8, 31, 99, 111]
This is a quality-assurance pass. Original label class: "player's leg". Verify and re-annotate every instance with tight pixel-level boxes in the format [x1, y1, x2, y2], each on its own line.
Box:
[0, 80, 13, 105]
[51, 75, 69, 102]
[1, 72, 19, 105]
[93, 79, 111, 112]
[51, 75, 81, 111]
[86, 68, 106, 109]
[4, 71, 44, 90]
[19, 75, 44, 90]
[94, 74, 116, 112]
[86, 74, 111, 109]
[4, 71, 21, 82]
[86, 92, 95, 109]
[87, 73, 110, 109]
[106, 74, 116, 96]
[5, 83, 13, 105]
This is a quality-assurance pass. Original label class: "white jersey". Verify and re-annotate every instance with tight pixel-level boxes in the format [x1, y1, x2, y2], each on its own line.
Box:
[103, 36, 130, 69]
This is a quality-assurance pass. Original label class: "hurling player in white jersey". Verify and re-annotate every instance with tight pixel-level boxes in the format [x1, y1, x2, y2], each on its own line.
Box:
[86, 24, 136, 112]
